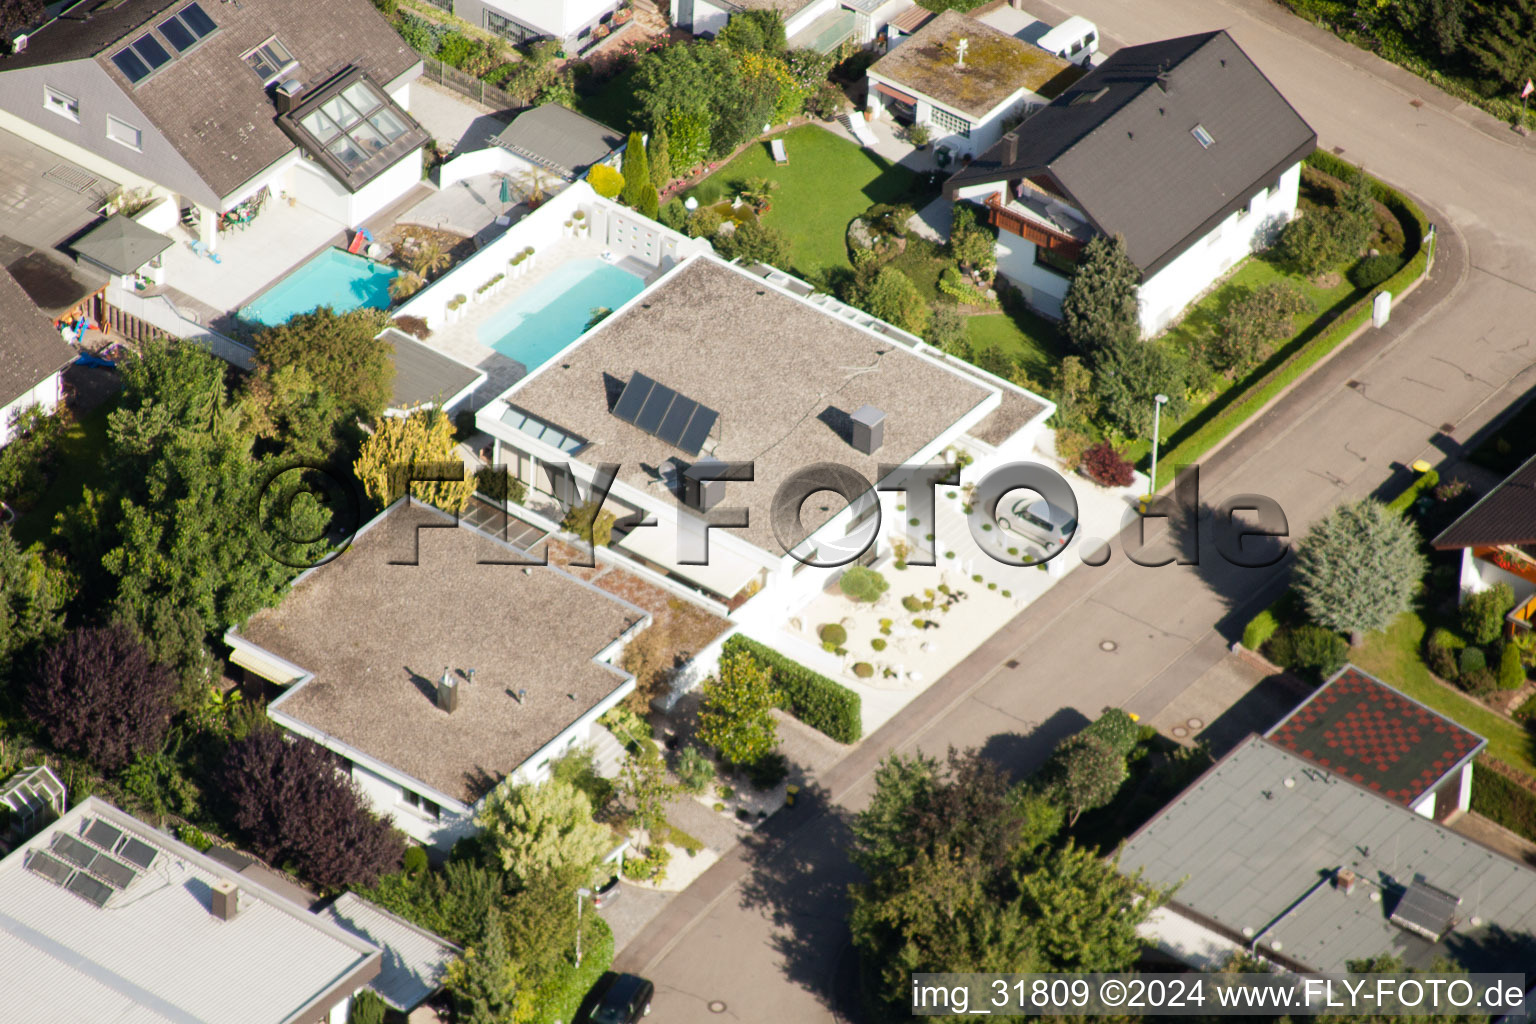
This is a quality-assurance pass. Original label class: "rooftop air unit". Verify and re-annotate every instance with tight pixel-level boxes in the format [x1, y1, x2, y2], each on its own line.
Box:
[211, 879, 240, 922]
[436, 667, 459, 713]
[685, 456, 726, 512]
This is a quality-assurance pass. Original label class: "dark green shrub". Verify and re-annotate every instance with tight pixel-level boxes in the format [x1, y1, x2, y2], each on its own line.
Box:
[403, 846, 429, 879]
[1458, 645, 1487, 679]
[1242, 609, 1279, 650]
[1424, 627, 1463, 680]
[560, 499, 615, 547]
[1349, 253, 1403, 290]
[1081, 708, 1141, 758]
[746, 751, 788, 790]
[1462, 584, 1515, 645]
[1471, 765, 1536, 843]
[1462, 667, 1497, 697]
[819, 623, 847, 646]
[1267, 624, 1347, 682]
[435, 32, 478, 69]
[722, 635, 861, 743]
[474, 466, 526, 505]
[1499, 643, 1527, 690]
[348, 989, 387, 1024]
[676, 744, 715, 794]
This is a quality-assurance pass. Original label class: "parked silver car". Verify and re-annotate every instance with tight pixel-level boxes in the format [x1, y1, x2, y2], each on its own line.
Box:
[997, 498, 1077, 550]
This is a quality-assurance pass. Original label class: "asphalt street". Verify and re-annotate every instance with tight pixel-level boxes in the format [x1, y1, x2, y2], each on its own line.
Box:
[613, 2, 1536, 1019]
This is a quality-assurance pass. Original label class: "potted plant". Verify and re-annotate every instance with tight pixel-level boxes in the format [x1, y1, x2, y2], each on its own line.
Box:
[908, 123, 932, 150]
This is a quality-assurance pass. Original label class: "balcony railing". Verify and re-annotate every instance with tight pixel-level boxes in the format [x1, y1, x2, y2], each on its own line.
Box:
[984, 192, 1084, 262]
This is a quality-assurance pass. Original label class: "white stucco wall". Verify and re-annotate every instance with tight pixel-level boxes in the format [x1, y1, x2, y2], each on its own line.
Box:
[680, 0, 732, 35]
[866, 75, 1039, 158]
[1136, 162, 1301, 336]
[478, 0, 617, 39]
[283, 148, 422, 227]
[995, 234, 1071, 320]
[0, 375, 65, 448]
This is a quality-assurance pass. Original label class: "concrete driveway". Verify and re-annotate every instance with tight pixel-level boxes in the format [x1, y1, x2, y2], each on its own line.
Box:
[615, 1, 1536, 1020]
[0, 127, 117, 251]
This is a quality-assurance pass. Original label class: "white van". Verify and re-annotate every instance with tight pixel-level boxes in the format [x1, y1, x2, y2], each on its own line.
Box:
[1036, 16, 1099, 66]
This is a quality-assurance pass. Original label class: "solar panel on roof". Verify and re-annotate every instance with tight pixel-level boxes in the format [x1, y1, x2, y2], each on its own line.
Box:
[179, 1, 217, 36]
[26, 851, 72, 886]
[111, 48, 151, 83]
[53, 833, 97, 870]
[612, 373, 655, 424]
[84, 819, 123, 852]
[677, 406, 718, 455]
[119, 837, 157, 870]
[66, 872, 114, 908]
[90, 854, 136, 890]
[636, 384, 677, 435]
[657, 397, 698, 447]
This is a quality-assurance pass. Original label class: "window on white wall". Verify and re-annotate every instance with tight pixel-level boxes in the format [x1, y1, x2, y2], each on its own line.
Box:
[43, 86, 79, 122]
[929, 106, 971, 138]
[401, 788, 441, 820]
[106, 115, 143, 151]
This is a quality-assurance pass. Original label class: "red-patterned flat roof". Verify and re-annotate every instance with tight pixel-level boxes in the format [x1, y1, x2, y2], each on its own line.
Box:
[1265, 665, 1484, 807]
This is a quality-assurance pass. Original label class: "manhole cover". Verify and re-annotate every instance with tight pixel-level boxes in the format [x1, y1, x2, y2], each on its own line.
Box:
[1187, 717, 1204, 730]
[1172, 726, 1188, 738]
[1099, 640, 1118, 652]
[709, 1001, 728, 1013]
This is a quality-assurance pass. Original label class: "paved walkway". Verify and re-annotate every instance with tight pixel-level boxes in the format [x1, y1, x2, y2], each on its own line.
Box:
[406, 80, 512, 156]
[616, 0, 1536, 1016]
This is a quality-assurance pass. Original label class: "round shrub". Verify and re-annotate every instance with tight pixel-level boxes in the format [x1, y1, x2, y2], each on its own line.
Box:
[987, 582, 997, 590]
[1082, 440, 1136, 487]
[747, 752, 788, 789]
[944, 551, 956, 559]
[972, 574, 983, 583]
[1462, 667, 1498, 698]
[1349, 253, 1403, 289]
[909, 517, 920, 526]
[1266, 624, 1348, 683]
[902, 595, 923, 612]
[713, 802, 726, 812]
[871, 638, 887, 651]
[1424, 627, 1464, 680]
[819, 623, 848, 646]
[1458, 645, 1487, 679]
[838, 566, 889, 603]
[1463, 584, 1515, 645]
[853, 662, 874, 678]
[1001, 590, 1011, 597]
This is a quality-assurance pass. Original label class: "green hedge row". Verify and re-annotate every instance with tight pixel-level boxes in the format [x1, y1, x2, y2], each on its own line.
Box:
[1158, 156, 1432, 474]
[723, 634, 863, 744]
[1469, 761, 1536, 843]
[1386, 469, 1439, 515]
[531, 917, 614, 1024]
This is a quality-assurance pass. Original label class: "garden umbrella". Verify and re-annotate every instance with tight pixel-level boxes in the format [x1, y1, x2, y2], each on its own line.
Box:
[499, 176, 511, 204]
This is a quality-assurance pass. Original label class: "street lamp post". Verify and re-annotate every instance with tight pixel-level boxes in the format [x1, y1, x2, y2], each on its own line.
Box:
[575, 887, 592, 967]
[1149, 393, 1170, 499]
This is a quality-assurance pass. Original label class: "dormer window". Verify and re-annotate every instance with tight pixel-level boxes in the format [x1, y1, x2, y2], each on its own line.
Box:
[1191, 123, 1214, 148]
[244, 37, 295, 84]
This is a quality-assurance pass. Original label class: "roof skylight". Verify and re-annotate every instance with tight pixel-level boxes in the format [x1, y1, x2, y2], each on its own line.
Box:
[1191, 123, 1214, 148]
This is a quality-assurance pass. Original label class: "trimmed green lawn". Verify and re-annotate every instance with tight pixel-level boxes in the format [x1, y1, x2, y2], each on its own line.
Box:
[680, 124, 919, 280]
[13, 398, 116, 549]
[965, 308, 1068, 384]
[1353, 611, 1536, 779]
[1122, 254, 1363, 465]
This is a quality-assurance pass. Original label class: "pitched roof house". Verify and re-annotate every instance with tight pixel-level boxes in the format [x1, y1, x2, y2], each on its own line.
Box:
[0, 264, 74, 447]
[865, 9, 1079, 157]
[0, 0, 426, 239]
[493, 103, 625, 181]
[226, 499, 649, 849]
[0, 797, 383, 1022]
[1433, 450, 1536, 628]
[1120, 734, 1536, 974]
[946, 30, 1316, 335]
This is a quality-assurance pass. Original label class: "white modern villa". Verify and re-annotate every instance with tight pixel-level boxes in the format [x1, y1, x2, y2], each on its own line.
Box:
[946, 30, 1316, 335]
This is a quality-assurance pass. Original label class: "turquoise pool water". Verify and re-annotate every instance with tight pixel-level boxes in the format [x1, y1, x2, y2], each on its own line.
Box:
[239, 247, 398, 327]
[478, 258, 646, 371]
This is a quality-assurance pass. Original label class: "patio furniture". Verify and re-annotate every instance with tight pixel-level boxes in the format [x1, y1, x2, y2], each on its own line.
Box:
[771, 138, 788, 165]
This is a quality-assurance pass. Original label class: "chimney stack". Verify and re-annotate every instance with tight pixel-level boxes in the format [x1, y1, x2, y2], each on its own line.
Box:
[436, 667, 459, 713]
[1335, 867, 1357, 896]
[850, 405, 885, 455]
[211, 879, 240, 921]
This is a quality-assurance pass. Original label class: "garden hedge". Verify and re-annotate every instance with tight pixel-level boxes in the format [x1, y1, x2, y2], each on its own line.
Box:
[1470, 758, 1536, 843]
[1386, 469, 1438, 514]
[1158, 155, 1431, 475]
[723, 635, 862, 743]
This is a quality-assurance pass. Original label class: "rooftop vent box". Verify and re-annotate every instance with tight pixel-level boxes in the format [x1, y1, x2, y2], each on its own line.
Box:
[211, 879, 239, 922]
[1389, 878, 1460, 942]
[274, 78, 304, 115]
[685, 456, 726, 512]
[850, 405, 885, 455]
[436, 669, 459, 713]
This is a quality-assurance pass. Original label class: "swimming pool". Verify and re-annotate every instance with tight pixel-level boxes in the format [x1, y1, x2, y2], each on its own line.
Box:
[477, 257, 646, 371]
[239, 247, 399, 327]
